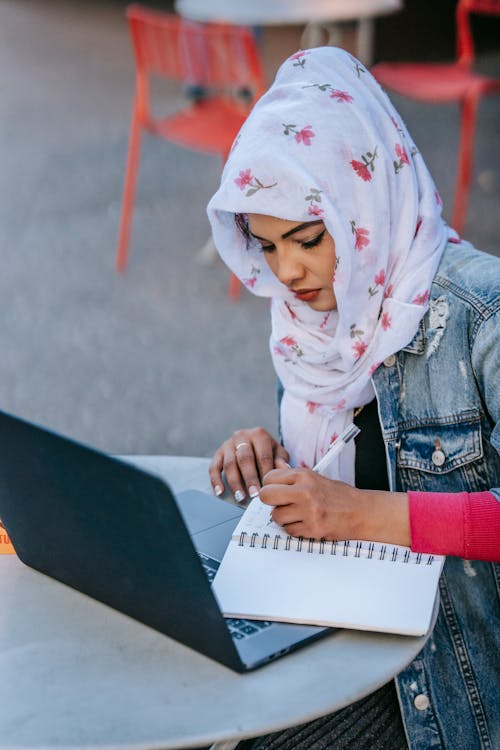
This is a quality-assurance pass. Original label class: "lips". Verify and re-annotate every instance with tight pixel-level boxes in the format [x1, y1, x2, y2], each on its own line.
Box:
[293, 288, 321, 302]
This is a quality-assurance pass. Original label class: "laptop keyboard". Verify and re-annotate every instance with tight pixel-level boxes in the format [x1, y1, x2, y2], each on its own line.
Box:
[198, 552, 273, 641]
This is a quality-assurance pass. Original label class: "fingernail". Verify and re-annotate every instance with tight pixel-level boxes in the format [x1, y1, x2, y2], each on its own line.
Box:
[234, 490, 245, 503]
[214, 485, 223, 496]
[249, 485, 260, 498]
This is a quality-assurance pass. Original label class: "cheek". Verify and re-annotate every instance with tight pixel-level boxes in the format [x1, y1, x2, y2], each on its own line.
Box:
[323, 243, 337, 284]
[314, 255, 336, 285]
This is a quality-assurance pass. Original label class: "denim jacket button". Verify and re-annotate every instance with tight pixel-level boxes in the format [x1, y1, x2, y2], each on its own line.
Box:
[414, 693, 430, 711]
[383, 354, 396, 367]
[431, 449, 446, 467]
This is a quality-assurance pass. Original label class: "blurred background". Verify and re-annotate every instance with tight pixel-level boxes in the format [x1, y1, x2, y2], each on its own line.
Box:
[1, 0, 499, 458]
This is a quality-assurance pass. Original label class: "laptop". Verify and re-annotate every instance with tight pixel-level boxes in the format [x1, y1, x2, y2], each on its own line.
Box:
[0, 410, 331, 672]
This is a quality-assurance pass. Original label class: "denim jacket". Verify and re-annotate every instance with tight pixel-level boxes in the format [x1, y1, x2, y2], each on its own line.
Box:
[275, 240, 500, 748]
[371, 241, 500, 750]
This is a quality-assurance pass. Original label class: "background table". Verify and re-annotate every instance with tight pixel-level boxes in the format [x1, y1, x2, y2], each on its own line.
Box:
[175, 0, 403, 66]
[0, 455, 431, 750]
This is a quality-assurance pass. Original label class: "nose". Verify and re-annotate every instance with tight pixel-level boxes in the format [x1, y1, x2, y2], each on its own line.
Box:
[274, 247, 305, 287]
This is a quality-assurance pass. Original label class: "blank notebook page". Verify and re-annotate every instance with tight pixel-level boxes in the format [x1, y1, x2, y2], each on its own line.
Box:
[213, 498, 444, 636]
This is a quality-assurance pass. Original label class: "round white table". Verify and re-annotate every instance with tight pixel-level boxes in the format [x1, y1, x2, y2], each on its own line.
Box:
[175, 0, 403, 66]
[0, 455, 432, 750]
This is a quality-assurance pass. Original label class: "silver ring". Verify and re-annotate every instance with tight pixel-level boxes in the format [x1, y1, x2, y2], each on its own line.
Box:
[235, 442, 250, 451]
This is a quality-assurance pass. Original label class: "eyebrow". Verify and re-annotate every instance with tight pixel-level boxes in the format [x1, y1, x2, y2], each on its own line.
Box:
[249, 220, 325, 242]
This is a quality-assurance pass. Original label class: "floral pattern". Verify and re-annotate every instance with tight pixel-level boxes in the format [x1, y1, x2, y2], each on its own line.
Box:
[234, 169, 277, 196]
[282, 123, 315, 146]
[380, 311, 392, 330]
[305, 187, 324, 217]
[393, 143, 410, 174]
[289, 50, 310, 68]
[243, 265, 260, 289]
[368, 269, 386, 297]
[390, 115, 404, 136]
[332, 256, 339, 284]
[352, 59, 366, 78]
[303, 83, 353, 103]
[320, 312, 331, 329]
[353, 339, 368, 359]
[413, 290, 430, 306]
[350, 323, 367, 360]
[275, 335, 303, 363]
[350, 147, 378, 181]
[330, 88, 354, 103]
[350, 220, 370, 250]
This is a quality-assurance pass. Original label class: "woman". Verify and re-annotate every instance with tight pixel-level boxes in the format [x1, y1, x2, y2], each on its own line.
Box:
[207, 47, 499, 749]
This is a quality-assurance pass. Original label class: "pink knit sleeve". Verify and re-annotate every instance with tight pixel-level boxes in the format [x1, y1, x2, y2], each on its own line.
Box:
[408, 491, 500, 562]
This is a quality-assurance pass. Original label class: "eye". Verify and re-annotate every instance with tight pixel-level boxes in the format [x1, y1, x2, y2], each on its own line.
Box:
[258, 243, 275, 253]
[301, 229, 326, 249]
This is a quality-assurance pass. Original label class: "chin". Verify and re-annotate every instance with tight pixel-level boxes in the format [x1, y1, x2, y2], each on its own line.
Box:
[309, 298, 337, 312]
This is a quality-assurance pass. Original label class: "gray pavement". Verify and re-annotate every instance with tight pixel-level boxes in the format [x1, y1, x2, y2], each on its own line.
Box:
[1, 0, 499, 459]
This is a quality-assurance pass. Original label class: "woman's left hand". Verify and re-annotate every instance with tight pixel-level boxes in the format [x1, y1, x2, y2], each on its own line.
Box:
[260, 465, 411, 545]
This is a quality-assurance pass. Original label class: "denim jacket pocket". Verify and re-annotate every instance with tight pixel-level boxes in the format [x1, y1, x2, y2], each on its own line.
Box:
[397, 409, 483, 477]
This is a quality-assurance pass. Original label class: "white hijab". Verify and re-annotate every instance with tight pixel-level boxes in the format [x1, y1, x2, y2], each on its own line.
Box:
[207, 47, 450, 484]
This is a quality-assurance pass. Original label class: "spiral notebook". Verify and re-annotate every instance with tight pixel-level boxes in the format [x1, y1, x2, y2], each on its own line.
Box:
[213, 498, 444, 636]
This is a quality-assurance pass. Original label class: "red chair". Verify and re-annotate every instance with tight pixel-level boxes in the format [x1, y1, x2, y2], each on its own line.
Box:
[371, 0, 500, 234]
[116, 5, 267, 298]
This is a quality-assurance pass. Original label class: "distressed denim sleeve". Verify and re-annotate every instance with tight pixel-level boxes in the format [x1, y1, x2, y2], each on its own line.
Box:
[471, 307, 500, 470]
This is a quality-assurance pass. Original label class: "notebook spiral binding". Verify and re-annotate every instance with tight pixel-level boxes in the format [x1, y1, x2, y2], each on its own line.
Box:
[237, 531, 435, 565]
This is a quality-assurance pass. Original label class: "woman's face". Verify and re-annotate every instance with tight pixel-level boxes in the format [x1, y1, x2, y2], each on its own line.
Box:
[246, 213, 337, 311]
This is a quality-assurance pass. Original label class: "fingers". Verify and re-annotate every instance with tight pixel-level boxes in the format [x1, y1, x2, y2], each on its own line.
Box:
[251, 428, 280, 485]
[259, 481, 297, 507]
[232, 440, 261, 502]
[270, 502, 301, 529]
[275, 444, 290, 464]
[260, 469, 327, 538]
[274, 456, 290, 470]
[208, 448, 226, 497]
[209, 429, 280, 503]
[262, 465, 297, 487]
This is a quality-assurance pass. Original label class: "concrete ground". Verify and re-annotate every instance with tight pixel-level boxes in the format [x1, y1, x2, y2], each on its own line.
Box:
[1, 0, 499, 459]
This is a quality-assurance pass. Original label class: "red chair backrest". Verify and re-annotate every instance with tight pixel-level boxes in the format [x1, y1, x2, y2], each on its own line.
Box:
[126, 4, 266, 101]
[127, 5, 184, 79]
[457, 0, 500, 66]
[179, 21, 266, 98]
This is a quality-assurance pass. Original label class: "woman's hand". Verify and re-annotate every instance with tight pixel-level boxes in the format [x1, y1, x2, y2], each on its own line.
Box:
[209, 428, 290, 503]
[260, 465, 411, 545]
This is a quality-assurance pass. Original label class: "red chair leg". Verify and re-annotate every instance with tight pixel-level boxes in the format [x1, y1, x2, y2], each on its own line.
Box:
[452, 90, 480, 235]
[116, 108, 143, 272]
[229, 272, 242, 301]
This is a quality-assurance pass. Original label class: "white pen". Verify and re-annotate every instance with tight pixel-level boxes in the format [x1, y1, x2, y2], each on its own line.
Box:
[312, 422, 361, 475]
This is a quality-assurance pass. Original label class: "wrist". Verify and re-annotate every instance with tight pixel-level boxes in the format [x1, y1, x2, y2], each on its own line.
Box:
[355, 489, 411, 546]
